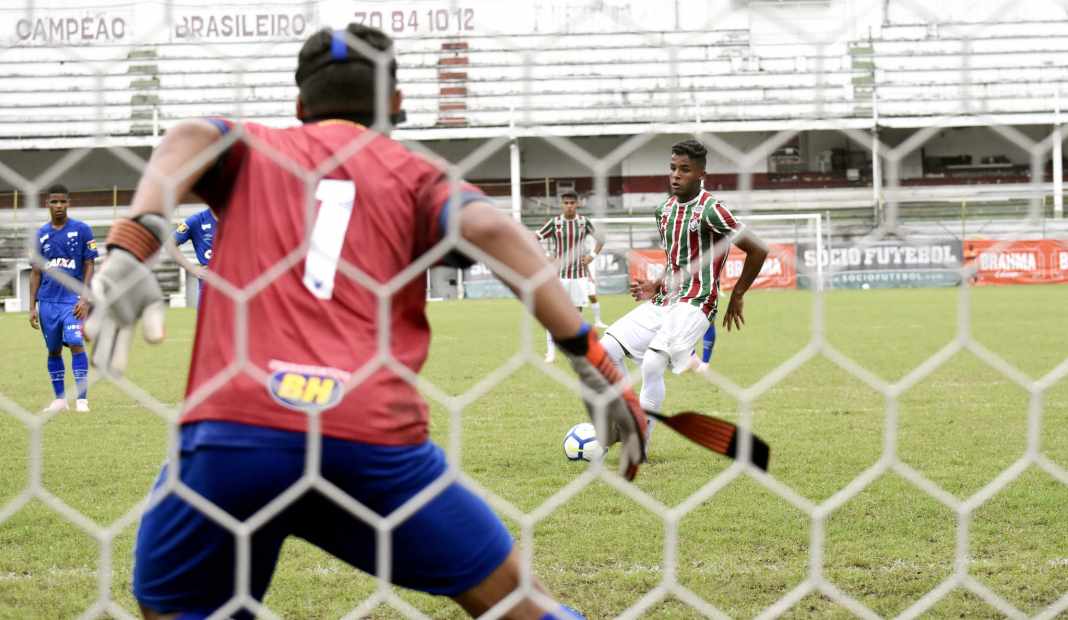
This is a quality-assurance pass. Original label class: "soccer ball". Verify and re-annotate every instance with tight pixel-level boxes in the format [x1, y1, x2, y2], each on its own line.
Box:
[562, 422, 604, 462]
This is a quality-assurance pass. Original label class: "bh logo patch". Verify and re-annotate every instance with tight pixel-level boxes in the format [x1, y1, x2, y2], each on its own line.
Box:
[267, 362, 348, 412]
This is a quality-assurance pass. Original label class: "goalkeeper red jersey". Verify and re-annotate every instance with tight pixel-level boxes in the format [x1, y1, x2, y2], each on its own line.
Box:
[181, 119, 483, 445]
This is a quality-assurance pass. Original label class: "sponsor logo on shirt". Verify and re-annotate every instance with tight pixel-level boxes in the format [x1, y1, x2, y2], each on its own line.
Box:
[201, 223, 212, 230]
[67, 231, 78, 238]
[266, 360, 351, 412]
[47, 257, 77, 269]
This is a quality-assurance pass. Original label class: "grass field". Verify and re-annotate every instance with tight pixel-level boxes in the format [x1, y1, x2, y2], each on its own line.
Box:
[1, 285, 1067, 619]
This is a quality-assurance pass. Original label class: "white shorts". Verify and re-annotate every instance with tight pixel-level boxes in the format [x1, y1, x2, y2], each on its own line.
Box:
[604, 301, 709, 374]
[561, 278, 589, 308]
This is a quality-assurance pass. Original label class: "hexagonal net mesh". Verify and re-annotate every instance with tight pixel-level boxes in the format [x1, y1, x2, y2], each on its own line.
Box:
[1, 0, 1067, 618]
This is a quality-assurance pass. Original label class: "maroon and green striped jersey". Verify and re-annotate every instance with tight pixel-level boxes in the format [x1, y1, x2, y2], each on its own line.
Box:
[536, 214, 597, 279]
[651, 189, 743, 319]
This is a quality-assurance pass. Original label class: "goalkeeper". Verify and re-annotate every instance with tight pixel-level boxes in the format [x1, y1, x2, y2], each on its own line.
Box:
[86, 23, 645, 620]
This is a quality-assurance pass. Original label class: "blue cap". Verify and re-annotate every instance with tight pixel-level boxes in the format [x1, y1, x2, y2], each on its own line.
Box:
[330, 30, 348, 61]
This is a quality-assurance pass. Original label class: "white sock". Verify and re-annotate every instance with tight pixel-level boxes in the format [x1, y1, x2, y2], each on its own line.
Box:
[546, 330, 554, 354]
[591, 302, 602, 323]
[639, 351, 669, 441]
[640, 350, 668, 413]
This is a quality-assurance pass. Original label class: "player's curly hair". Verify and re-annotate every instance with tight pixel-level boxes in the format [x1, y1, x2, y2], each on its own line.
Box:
[671, 139, 707, 170]
[294, 24, 398, 121]
[47, 183, 69, 196]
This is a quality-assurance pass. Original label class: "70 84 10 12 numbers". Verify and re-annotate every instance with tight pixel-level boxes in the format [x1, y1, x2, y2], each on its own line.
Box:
[354, 9, 474, 34]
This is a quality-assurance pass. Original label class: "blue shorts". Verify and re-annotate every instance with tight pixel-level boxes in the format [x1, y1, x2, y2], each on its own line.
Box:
[133, 422, 513, 617]
[38, 300, 83, 351]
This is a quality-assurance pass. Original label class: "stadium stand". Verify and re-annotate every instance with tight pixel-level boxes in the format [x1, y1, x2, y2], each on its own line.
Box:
[1, 14, 1067, 307]
[1, 20, 1067, 147]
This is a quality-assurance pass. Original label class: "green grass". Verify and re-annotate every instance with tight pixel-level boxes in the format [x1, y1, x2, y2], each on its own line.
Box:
[1, 286, 1067, 619]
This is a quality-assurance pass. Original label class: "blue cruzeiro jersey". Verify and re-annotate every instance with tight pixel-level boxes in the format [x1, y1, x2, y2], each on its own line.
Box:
[36, 219, 98, 304]
[174, 209, 217, 266]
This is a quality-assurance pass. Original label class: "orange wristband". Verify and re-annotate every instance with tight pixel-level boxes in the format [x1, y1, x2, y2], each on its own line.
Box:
[106, 218, 161, 262]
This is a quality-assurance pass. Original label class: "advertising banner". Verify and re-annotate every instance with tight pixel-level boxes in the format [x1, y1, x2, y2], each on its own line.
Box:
[462, 250, 630, 300]
[628, 244, 797, 292]
[797, 239, 963, 289]
[964, 239, 1068, 286]
[460, 261, 514, 300]
[589, 250, 629, 295]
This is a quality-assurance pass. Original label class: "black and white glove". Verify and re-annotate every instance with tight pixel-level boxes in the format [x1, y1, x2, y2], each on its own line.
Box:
[556, 324, 648, 481]
[85, 214, 169, 375]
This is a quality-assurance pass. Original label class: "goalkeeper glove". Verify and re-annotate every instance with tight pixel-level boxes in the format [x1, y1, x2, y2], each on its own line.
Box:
[556, 324, 648, 481]
[85, 214, 169, 375]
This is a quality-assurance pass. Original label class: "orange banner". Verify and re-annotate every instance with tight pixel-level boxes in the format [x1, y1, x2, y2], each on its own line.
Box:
[628, 244, 797, 291]
[964, 239, 1068, 286]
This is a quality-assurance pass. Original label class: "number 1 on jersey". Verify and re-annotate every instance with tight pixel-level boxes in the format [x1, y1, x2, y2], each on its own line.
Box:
[304, 179, 356, 300]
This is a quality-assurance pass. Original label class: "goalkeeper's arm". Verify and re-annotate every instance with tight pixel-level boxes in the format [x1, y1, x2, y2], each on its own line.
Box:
[128, 120, 225, 222]
[85, 120, 225, 372]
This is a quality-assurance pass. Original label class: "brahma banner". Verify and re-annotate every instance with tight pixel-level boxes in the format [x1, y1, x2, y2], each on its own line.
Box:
[628, 244, 797, 291]
[964, 239, 1068, 285]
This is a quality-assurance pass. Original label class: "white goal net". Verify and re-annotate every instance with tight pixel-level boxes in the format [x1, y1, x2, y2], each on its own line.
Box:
[1, 1, 1067, 619]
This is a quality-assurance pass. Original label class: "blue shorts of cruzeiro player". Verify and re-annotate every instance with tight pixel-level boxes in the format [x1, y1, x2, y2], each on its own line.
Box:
[133, 421, 513, 617]
[38, 300, 84, 351]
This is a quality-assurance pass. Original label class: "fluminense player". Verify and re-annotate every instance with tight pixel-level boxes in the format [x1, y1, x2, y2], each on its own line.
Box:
[171, 206, 217, 308]
[86, 24, 646, 620]
[29, 184, 98, 413]
[601, 139, 768, 437]
[536, 192, 605, 363]
[685, 323, 716, 373]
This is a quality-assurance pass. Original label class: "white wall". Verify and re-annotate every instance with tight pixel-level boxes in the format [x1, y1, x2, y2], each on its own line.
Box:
[619, 132, 778, 177]
[418, 136, 627, 179]
[748, 0, 872, 48]
[884, 0, 1068, 26]
[423, 132, 783, 180]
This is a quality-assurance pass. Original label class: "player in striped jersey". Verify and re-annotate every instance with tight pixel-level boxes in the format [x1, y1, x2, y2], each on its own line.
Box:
[685, 324, 716, 373]
[602, 140, 768, 434]
[536, 192, 605, 362]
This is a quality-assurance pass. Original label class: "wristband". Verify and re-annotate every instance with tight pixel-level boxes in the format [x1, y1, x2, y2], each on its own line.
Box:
[105, 214, 169, 262]
[554, 322, 592, 356]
